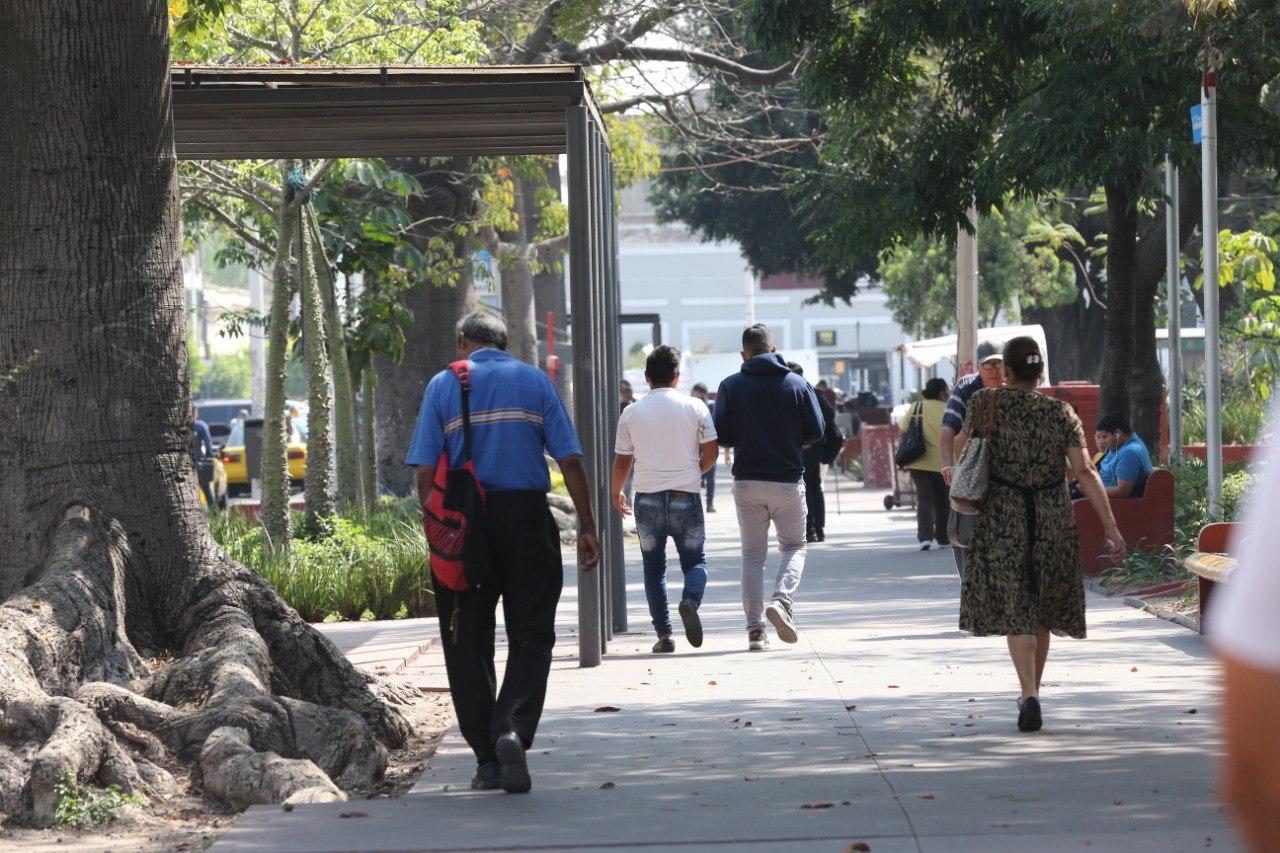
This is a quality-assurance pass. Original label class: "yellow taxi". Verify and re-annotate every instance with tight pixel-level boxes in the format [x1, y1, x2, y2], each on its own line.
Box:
[221, 417, 308, 496]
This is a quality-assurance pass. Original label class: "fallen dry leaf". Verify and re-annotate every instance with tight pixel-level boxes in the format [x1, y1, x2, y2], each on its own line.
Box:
[594, 706, 621, 713]
[887, 684, 900, 689]
[600, 782, 616, 790]
[338, 812, 369, 819]
[918, 794, 935, 800]
[1131, 666, 1139, 672]
[1185, 708, 1198, 714]
[845, 704, 858, 711]
[845, 842, 872, 852]
[708, 680, 717, 685]
[802, 802, 834, 810]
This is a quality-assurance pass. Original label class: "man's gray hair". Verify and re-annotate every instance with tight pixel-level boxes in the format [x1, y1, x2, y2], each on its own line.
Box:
[456, 311, 508, 351]
[742, 323, 773, 356]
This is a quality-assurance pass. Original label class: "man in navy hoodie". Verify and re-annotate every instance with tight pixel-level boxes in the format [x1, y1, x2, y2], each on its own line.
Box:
[714, 324, 824, 651]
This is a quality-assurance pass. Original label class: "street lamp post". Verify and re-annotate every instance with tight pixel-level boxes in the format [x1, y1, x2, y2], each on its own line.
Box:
[1200, 74, 1223, 519]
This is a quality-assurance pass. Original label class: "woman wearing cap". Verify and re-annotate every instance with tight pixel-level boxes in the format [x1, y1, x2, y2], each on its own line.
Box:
[955, 336, 1124, 732]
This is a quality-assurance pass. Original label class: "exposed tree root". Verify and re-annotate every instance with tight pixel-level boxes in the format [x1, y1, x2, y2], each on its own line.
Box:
[0, 505, 412, 822]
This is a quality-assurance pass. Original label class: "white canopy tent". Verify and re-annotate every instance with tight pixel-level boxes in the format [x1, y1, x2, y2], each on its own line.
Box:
[900, 324, 1052, 384]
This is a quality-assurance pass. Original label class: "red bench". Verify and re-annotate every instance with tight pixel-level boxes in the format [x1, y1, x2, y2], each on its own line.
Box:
[1073, 468, 1175, 577]
[1184, 522, 1239, 634]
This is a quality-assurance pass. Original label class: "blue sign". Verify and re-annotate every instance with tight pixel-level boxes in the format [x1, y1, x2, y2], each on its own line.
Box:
[1190, 104, 1203, 144]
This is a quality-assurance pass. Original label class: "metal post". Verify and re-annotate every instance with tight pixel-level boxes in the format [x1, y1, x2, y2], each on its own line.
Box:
[605, 157, 627, 634]
[588, 125, 611, 647]
[1165, 157, 1183, 464]
[956, 204, 979, 373]
[566, 105, 601, 667]
[1201, 77, 1223, 519]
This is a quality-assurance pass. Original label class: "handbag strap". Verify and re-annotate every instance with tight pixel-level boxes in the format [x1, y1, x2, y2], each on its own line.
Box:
[448, 360, 474, 463]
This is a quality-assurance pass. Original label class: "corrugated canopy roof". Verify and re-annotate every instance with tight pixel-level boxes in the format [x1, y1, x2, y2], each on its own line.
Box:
[170, 64, 606, 159]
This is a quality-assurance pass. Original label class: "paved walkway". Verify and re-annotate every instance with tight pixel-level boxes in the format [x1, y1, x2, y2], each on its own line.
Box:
[218, 475, 1237, 852]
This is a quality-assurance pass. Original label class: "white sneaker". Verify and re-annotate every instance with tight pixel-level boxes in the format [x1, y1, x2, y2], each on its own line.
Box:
[748, 628, 769, 651]
[920, 539, 934, 551]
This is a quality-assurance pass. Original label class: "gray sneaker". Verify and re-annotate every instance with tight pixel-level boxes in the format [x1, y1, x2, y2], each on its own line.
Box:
[652, 636, 675, 654]
[748, 628, 769, 652]
[765, 599, 798, 644]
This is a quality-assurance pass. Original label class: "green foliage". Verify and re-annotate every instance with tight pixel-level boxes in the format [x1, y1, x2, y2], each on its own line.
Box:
[53, 773, 143, 828]
[195, 350, 252, 399]
[880, 199, 1075, 336]
[743, 0, 1280, 299]
[1170, 458, 1256, 541]
[209, 499, 433, 622]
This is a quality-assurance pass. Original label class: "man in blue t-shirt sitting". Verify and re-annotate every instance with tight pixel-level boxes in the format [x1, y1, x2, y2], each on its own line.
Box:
[1095, 413, 1153, 498]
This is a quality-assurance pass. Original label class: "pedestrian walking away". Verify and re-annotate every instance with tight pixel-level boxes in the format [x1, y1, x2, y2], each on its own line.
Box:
[407, 311, 600, 794]
[612, 346, 718, 653]
[940, 341, 1005, 574]
[714, 323, 824, 651]
[898, 378, 950, 550]
[690, 382, 717, 512]
[787, 362, 838, 543]
[954, 336, 1124, 733]
[190, 405, 216, 508]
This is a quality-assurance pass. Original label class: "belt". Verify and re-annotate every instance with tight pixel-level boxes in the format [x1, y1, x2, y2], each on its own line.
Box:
[989, 474, 1062, 596]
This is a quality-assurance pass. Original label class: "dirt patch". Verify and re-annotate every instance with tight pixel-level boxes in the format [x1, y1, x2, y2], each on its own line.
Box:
[0, 683, 455, 851]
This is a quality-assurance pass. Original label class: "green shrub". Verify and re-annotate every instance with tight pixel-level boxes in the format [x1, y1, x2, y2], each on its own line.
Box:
[1169, 458, 1258, 544]
[209, 503, 434, 623]
[54, 773, 143, 828]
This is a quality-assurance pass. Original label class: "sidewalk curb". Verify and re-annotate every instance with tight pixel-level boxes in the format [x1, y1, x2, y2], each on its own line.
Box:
[1085, 578, 1202, 634]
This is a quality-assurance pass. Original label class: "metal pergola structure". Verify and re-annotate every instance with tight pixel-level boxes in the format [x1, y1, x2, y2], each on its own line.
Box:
[170, 64, 624, 667]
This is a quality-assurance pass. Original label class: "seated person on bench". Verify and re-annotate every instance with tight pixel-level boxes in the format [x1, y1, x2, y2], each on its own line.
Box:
[1095, 413, 1152, 499]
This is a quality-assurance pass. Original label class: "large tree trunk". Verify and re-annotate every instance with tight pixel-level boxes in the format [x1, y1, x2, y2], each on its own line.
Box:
[1023, 296, 1106, 383]
[0, 1, 408, 819]
[376, 160, 477, 496]
[298, 205, 337, 534]
[1099, 170, 1203, 454]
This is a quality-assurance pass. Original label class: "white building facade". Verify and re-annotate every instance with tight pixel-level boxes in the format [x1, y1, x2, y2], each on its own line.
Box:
[617, 182, 910, 400]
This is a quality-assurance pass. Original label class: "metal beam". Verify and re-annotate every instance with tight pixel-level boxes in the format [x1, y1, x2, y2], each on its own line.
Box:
[567, 105, 602, 667]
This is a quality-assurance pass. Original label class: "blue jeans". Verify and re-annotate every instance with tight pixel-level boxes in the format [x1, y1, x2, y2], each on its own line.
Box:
[633, 490, 708, 637]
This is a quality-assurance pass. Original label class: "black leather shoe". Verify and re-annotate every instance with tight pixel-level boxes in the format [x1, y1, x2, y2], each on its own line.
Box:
[471, 762, 501, 790]
[495, 732, 531, 793]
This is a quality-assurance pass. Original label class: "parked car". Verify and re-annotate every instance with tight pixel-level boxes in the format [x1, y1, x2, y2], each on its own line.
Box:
[221, 418, 307, 497]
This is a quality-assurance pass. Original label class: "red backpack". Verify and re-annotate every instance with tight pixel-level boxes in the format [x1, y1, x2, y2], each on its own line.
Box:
[421, 360, 489, 593]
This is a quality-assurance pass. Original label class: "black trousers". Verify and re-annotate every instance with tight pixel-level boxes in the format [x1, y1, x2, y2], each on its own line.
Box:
[803, 460, 825, 534]
[909, 470, 950, 545]
[432, 491, 563, 767]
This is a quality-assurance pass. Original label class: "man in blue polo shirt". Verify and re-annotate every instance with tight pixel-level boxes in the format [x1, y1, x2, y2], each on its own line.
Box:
[407, 311, 599, 795]
[1095, 412, 1153, 498]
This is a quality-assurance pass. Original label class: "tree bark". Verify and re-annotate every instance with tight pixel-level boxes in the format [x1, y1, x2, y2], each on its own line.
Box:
[1099, 179, 1140, 425]
[308, 209, 360, 514]
[359, 366, 378, 513]
[0, 1, 407, 818]
[262, 169, 301, 550]
[298, 204, 337, 535]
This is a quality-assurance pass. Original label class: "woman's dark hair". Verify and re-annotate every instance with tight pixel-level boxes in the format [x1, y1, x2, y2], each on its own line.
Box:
[644, 345, 681, 386]
[1002, 336, 1044, 382]
[923, 378, 949, 401]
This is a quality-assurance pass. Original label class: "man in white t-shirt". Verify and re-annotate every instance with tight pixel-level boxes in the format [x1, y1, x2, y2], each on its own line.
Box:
[1208, 394, 1280, 850]
[611, 345, 719, 653]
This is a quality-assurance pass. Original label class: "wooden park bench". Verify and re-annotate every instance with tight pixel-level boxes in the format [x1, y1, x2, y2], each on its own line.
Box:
[1184, 521, 1240, 634]
[1073, 468, 1175, 577]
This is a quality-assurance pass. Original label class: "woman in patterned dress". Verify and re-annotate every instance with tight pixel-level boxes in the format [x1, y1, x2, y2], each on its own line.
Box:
[956, 336, 1124, 732]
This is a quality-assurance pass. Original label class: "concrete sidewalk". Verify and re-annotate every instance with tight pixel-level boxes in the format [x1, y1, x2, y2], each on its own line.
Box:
[219, 476, 1237, 852]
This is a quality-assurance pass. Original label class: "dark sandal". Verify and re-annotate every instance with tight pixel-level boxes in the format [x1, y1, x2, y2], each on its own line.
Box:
[1017, 696, 1043, 732]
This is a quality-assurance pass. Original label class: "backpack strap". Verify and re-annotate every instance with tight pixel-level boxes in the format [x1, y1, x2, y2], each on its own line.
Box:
[448, 360, 474, 463]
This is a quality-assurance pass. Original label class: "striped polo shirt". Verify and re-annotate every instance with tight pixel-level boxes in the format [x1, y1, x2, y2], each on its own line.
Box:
[405, 348, 582, 492]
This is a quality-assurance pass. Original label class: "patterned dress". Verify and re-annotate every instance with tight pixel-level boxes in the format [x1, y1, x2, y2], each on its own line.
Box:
[959, 388, 1087, 639]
